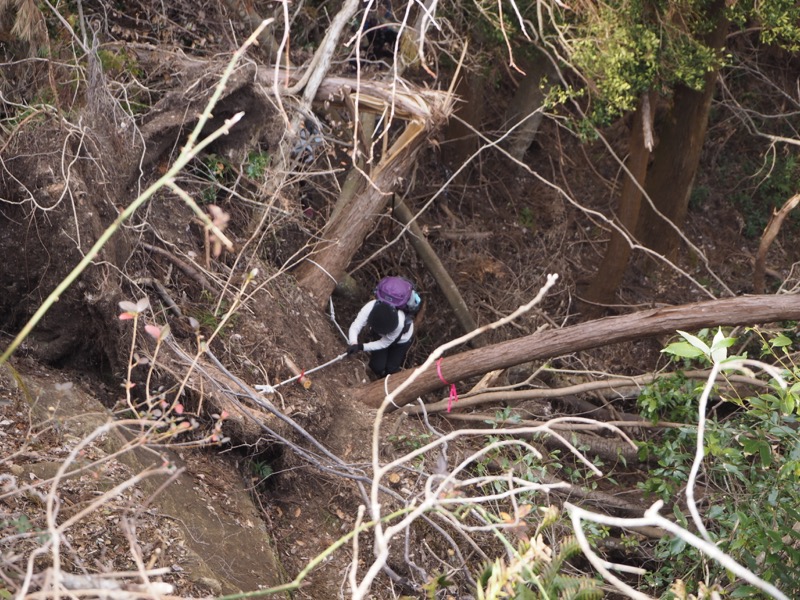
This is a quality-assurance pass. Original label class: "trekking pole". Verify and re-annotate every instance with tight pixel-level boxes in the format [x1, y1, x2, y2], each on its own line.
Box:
[254, 352, 348, 394]
[328, 297, 349, 342]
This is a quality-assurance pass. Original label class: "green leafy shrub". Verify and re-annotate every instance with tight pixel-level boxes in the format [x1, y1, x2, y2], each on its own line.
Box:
[476, 507, 603, 600]
[637, 328, 800, 597]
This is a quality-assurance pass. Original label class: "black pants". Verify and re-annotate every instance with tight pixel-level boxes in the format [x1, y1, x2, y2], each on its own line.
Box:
[368, 340, 412, 377]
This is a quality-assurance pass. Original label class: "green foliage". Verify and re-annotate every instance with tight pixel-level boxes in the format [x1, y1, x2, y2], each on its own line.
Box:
[422, 572, 454, 599]
[637, 330, 800, 597]
[477, 532, 602, 599]
[688, 185, 710, 210]
[97, 48, 142, 78]
[245, 150, 271, 179]
[250, 460, 274, 481]
[518, 206, 537, 231]
[571, 7, 659, 120]
[187, 292, 238, 336]
[552, 0, 724, 125]
[386, 431, 432, 452]
[2, 514, 32, 534]
[190, 153, 232, 205]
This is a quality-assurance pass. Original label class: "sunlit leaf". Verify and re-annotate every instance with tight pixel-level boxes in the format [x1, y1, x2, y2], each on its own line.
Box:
[662, 341, 705, 358]
[119, 300, 138, 313]
[780, 392, 796, 415]
[771, 334, 793, 348]
[710, 327, 735, 363]
[676, 330, 709, 354]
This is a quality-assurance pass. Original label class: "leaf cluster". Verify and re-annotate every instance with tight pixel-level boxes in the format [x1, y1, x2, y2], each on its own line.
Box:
[556, 0, 722, 126]
[477, 532, 602, 599]
[638, 328, 800, 597]
[729, 0, 800, 51]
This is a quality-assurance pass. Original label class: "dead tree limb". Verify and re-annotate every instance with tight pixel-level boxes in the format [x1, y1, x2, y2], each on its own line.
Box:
[353, 293, 800, 409]
[392, 199, 483, 346]
[753, 193, 800, 294]
[404, 369, 768, 415]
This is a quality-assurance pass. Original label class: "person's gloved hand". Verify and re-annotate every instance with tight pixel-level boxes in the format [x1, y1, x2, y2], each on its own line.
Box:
[347, 343, 363, 356]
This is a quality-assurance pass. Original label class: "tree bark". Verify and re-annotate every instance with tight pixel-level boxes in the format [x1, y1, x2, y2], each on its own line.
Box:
[583, 92, 655, 307]
[442, 71, 484, 181]
[502, 50, 556, 162]
[293, 122, 430, 306]
[634, 1, 728, 259]
[353, 293, 800, 408]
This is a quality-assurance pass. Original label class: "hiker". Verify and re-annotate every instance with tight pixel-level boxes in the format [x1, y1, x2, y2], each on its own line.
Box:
[347, 276, 421, 378]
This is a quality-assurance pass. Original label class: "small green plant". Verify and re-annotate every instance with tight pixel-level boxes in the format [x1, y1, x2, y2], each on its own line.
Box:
[245, 150, 271, 179]
[190, 153, 234, 205]
[2, 514, 32, 534]
[249, 459, 274, 489]
[688, 185, 710, 210]
[387, 431, 432, 452]
[518, 206, 537, 231]
[97, 48, 142, 77]
[636, 328, 800, 597]
[187, 292, 239, 336]
[476, 506, 603, 600]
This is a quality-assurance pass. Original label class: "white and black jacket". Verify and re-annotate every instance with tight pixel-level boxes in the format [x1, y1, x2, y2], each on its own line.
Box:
[348, 300, 414, 352]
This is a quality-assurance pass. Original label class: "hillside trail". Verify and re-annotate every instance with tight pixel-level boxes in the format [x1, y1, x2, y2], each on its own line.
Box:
[0, 276, 415, 598]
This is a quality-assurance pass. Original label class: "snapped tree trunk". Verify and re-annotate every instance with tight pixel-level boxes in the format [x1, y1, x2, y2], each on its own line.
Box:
[753, 193, 800, 294]
[352, 293, 800, 408]
[291, 82, 453, 307]
[583, 92, 654, 307]
[634, 1, 728, 260]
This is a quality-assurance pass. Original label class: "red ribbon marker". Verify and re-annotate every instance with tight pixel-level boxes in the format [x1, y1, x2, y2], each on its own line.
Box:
[436, 357, 459, 413]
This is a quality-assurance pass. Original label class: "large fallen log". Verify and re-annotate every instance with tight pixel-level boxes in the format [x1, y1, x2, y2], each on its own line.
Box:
[353, 293, 800, 409]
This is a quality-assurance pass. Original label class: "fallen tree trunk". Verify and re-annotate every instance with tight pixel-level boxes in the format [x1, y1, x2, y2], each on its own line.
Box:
[353, 293, 800, 408]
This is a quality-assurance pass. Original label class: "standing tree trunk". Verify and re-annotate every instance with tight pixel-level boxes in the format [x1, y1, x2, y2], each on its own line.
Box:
[353, 292, 800, 408]
[441, 71, 485, 182]
[502, 50, 556, 162]
[583, 92, 654, 307]
[634, 1, 728, 259]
